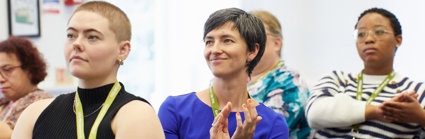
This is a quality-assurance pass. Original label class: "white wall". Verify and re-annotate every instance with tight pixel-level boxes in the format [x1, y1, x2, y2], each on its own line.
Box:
[0, 0, 9, 40]
[241, 0, 425, 87]
[152, 0, 242, 110]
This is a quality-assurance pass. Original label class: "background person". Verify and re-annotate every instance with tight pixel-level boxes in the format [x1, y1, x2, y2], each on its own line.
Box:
[248, 10, 311, 139]
[0, 37, 52, 139]
[306, 7, 425, 138]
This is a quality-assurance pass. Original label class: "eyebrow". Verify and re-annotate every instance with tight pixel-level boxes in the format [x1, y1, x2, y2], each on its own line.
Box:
[66, 27, 103, 34]
[205, 34, 235, 40]
[357, 25, 387, 30]
[0, 64, 12, 69]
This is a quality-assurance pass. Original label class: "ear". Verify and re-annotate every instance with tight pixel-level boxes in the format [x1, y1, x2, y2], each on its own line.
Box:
[118, 40, 131, 61]
[273, 36, 283, 54]
[25, 70, 33, 84]
[247, 43, 260, 62]
[395, 35, 402, 48]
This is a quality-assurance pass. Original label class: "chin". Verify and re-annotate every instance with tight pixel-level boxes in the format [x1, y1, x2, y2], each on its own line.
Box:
[211, 71, 225, 77]
[69, 69, 87, 79]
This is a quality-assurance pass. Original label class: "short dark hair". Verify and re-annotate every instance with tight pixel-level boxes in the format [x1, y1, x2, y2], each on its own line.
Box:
[203, 8, 266, 77]
[0, 37, 47, 85]
[355, 7, 402, 36]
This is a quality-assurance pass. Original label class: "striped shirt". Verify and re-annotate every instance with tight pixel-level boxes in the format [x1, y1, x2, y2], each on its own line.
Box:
[306, 70, 425, 138]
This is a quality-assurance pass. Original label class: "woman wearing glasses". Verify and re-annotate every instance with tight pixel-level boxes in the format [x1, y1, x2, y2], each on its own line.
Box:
[0, 37, 52, 139]
[305, 7, 425, 138]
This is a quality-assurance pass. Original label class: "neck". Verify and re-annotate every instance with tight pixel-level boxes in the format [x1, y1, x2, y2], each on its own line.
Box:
[11, 85, 37, 102]
[363, 63, 393, 75]
[249, 59, 280, 84]
[79, 74, 117, 89]
[212, 76, 249, 111]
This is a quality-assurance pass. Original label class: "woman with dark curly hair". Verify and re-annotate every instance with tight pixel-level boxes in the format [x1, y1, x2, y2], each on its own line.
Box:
[0, 37, 52, 138]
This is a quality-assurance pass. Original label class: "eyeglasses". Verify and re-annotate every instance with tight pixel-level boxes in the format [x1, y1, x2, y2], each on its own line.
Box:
[354, 28, 394, 41]
[0, 65, 21, 79]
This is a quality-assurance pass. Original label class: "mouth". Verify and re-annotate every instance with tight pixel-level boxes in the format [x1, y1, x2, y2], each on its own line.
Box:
[70, 55, 88, 62]
[0, 87, 9, 91]
[363, 47, 378, 54]
[210, 57, 226, 61]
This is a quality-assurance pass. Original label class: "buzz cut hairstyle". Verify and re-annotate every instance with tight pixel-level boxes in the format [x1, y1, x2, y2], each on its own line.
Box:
[70, 1, 131, 42]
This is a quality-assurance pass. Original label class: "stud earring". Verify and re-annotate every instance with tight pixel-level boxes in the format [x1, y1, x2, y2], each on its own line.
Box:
[118, 59, 124, 65]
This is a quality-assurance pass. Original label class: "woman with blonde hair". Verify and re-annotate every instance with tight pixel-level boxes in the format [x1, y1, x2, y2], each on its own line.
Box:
[12, 1, 164, 138]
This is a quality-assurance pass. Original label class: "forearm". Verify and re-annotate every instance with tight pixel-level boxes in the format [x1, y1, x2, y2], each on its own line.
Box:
[307, 94, 366, 129]
[365, 104, 380, 120]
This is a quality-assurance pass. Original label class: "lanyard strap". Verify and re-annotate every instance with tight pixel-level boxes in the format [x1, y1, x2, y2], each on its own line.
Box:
[353, 70, 395, 132]
[75, 81, 121, 139]
[208, 85, 252, 118]
[209, 86, 220, 118]
[356, 70, 395, 103]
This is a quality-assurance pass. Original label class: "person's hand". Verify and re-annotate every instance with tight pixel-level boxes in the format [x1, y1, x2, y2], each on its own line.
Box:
[388, 91, 418, 102]
[365, 104, 391, 122]
[210, 102, 232, 139]
[231, 99, 262, 139]
[379, 92, 425, 126]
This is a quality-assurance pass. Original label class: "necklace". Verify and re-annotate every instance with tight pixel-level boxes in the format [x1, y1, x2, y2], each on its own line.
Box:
[72, 99, 104, 117]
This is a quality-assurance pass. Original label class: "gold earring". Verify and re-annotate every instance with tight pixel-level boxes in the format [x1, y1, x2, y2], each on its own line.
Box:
[118, 59, 124, 65]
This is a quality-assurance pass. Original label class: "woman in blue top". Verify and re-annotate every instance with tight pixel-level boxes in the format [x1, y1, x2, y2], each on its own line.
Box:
[158, 8, 289, 139]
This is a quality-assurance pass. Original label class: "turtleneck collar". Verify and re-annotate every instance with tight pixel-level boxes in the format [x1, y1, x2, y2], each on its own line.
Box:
[76, 82, 121, 106]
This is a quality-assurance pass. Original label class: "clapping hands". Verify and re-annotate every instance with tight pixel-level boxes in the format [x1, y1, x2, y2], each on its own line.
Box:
[210, 99, 262, 139]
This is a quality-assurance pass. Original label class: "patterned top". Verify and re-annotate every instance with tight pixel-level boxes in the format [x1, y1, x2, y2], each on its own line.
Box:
[248, 61, 311, 139]
[306, 70, 425, 138]
[0, 89, 52, 129]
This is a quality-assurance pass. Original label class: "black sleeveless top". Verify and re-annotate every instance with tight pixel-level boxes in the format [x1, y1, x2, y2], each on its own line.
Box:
[33, 83, 149, 139]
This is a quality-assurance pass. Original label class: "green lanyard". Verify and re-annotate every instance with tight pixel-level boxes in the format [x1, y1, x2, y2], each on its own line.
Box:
[75, 81, 121, 139]
[208, 85, 251, 118]
[352, 70, 395, 132]
[209, 86, 220, 118]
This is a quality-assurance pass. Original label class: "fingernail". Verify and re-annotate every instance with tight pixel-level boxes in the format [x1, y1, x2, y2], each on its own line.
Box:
[248, 99, 253, 103]
[242, 104, 247, 108]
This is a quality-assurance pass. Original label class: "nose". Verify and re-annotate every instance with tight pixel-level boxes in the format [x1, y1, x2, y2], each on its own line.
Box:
[0, 72, 6, 83]
[364, 31, 376, 45]
[72, 36, 84, 52]
[211, 43, 223, 54]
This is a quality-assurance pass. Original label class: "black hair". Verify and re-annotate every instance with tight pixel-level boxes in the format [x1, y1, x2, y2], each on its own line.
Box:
[203, 8, 266, 77]
[355, 7, 402, 36]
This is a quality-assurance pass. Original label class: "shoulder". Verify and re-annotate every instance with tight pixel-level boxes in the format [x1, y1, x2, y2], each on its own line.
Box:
[116, 100, 154, 116]
[21, 98, 55, 118]
[256, 104, 288, 131]
[29, 89, 53, 99]
[161, 92, 198, 106]
[257, 104, 285, 121]
[324, 70, 354, 79]
[12, 98, 54, 139]
[313, 70, 357, 85]
[112, 100, 165, 138]
[158, 92, 205, 118]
